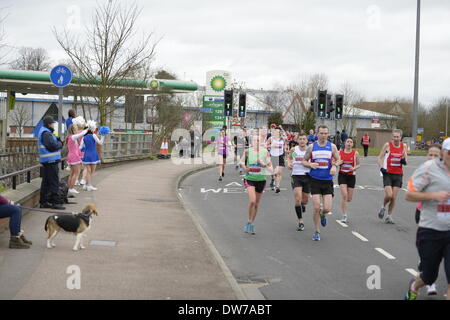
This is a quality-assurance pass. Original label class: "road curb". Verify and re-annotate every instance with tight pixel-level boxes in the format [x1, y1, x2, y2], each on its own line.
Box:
[176, 164, 249, 300]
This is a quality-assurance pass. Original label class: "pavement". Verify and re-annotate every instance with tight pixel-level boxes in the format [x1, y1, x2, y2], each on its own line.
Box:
[0, 158, 238, 300]
[179, 156, 448, 300]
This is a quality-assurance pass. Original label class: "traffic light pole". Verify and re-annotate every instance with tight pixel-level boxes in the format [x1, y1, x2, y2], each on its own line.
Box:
[412, 0, 421, 149]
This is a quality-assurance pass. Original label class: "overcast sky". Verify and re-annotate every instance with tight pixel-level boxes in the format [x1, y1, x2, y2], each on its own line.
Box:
[2, 0, 449, 106]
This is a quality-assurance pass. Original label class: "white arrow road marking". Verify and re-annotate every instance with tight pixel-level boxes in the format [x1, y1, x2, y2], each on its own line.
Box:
[225, 182, 243, 187]
[375, 248, 396, 260]
[352, 231, 369, 241]
[405, 269, 419, 277]
[200, 188, 222, 193]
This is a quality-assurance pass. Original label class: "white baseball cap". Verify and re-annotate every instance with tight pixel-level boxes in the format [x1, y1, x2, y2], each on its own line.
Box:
[442, 137, 450, 151]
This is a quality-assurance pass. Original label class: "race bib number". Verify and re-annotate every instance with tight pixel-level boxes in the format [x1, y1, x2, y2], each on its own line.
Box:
[437, 199, 450, 224]
[248, 165, 262, 174]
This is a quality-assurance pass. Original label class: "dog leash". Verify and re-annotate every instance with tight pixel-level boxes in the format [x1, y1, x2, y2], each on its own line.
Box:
[19, 206, 75, 215]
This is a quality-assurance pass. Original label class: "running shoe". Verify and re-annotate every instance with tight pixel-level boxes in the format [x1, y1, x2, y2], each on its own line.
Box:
[320, 214, 327, 227]
[404, 279, 418, 300]
[275, 187, 281, 193]
[249, 223, 255, 235]
[426, 284, 437, 296]
[385, 215, 394, 224]
[222, 172, 225, 177]
[244, 222, 250, 233]
[378, 207, 386, 219]
[297, 222, 305, 231]
[341, 215, 348, 223]
[235, 165, 239, 170]
[218, 176, 222, 182]
[312, 232, 321, 241]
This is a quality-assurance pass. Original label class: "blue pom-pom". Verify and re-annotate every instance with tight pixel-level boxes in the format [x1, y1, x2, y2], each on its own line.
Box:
[99, 126, 110, 135]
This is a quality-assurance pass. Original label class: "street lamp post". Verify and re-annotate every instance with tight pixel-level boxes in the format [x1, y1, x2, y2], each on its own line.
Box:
[412, 0, 421, 149]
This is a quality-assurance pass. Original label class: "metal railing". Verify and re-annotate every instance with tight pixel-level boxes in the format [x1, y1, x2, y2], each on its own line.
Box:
[102, 132, 153, 159]
[0, 133, 153, 191]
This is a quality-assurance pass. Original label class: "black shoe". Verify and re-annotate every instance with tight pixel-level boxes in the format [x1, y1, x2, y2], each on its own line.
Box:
[9, 237, 30, 249]
[222, 172, 225, 177]
[297, 223, 305, 231]
[51, 204, 66, 210]
[20, 234, 33, 245]
[218, 176, 222, 182]
[40, 202, 52, 208]
[275, 187, 281, 193]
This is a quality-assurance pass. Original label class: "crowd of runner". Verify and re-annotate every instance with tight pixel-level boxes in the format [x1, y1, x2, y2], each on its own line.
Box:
[214, 124, 450, 300]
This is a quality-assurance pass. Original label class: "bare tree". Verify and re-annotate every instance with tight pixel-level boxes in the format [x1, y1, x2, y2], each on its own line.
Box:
[9, 104, 31, 137]
[279, 73, 328, 131]
[338, 82, 364, 136]
[10, 47, 51, 71]
[0, 9, 11, 66]
[54, 0, 158, 126]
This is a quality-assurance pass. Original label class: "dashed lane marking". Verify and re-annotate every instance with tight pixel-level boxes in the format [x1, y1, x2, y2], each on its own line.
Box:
[352, 231, 369, 242]
[375, 248, 396, 260]
[405, 268, 419, 277]
[336, 220, 348, 228]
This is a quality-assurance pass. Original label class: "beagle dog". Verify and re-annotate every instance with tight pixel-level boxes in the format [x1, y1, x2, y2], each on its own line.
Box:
[44, 204, 98, 251]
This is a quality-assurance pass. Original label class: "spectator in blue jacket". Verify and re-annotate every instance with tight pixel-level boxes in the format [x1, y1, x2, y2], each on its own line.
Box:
[38, 116, 65, 210]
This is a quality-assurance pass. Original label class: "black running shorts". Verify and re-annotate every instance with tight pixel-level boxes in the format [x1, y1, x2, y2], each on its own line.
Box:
[382, 172, 403, 188]
[244, 179, 266, 194]
[270, 155, 285, 167]
[309, 177, 334, 196]
[338, 173, 356, 189]
[416, 227, 450, 284]
[291, 175, 311, 193]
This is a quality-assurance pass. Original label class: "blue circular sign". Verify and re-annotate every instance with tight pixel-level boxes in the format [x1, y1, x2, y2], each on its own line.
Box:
[50, 65, 73, 87]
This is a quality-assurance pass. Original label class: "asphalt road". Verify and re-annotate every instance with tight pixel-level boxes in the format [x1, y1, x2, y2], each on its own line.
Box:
[179, 156, 448, 300]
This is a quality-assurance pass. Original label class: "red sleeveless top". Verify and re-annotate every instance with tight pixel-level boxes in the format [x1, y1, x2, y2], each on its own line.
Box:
[386, 141, 404, 174]
[339, 149, 356, 175]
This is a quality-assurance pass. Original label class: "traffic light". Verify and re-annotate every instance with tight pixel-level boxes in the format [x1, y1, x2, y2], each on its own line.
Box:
[224, 90, 233, 117]
[238, 93, 246, 117]
[335, 94, 343, 119]
[317, 90, 327, 118]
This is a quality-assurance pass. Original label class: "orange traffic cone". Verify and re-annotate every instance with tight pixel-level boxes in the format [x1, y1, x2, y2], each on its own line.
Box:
[158, 138, 170, 159]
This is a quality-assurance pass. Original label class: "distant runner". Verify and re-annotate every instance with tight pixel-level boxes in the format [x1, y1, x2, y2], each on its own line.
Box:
[377, 129, 408, 224]
[303, 125, 341, 241]
[240, 129, 273, 235]
[338, 138, 360, 223]
[287, 133, 313, 231]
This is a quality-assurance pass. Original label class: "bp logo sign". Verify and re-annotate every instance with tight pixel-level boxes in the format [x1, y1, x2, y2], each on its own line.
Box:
[210, 76, 227, 92]
[150, 80, 159, 89]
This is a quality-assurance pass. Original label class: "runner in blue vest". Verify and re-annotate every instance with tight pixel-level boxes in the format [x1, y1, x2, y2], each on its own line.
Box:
[303, 125, 341, 241]
[38, 116, 65, 210]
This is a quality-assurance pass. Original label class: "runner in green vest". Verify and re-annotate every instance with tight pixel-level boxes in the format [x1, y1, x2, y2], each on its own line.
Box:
[240, 129, 273, 235]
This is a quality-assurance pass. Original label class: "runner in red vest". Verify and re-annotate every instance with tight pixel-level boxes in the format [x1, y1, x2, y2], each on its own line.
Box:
[338, 138, 361, 223]
[361, 133, 370, 157]
[377, 129, 408, 223]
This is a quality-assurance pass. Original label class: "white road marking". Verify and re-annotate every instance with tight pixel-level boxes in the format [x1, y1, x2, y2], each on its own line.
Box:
[225, 182, 243, 187]
[336, 220, 348, 228]
[352, 231, 369, 242]
[375, 248, 396, 260]
[405, 268, 419, 277]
